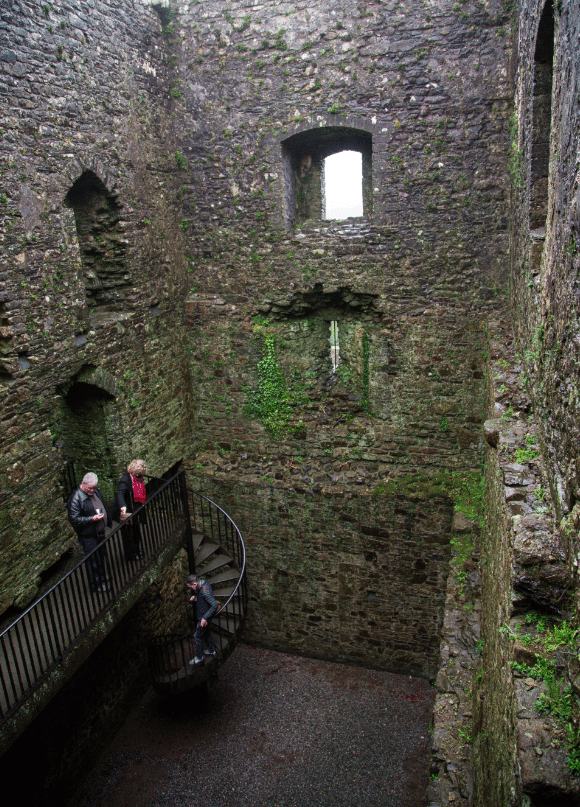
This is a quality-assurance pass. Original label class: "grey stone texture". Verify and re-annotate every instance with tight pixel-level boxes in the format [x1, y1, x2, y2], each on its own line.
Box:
[0, 0, 580, 804]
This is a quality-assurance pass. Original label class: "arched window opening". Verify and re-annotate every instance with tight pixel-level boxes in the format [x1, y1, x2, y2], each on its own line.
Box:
[530, 1, 554, 233]
[330, 320, 340, 370]
[324, 151, 363, 220]
[281, 127, 372, 230]
[64, 171, 129, 313]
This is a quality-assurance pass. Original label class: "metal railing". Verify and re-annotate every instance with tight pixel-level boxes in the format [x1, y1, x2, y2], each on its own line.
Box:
[147, 488, 247, 694]
[0, 470, 190, 724]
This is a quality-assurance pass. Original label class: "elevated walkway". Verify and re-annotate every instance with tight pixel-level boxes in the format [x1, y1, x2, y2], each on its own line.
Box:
[0, 470, 247, 754]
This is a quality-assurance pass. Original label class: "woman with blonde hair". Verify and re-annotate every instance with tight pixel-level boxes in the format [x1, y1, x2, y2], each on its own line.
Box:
[113, 459, 148, 562]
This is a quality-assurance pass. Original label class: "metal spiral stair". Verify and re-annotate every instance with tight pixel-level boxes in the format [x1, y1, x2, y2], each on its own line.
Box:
[147, 490, 247, 695]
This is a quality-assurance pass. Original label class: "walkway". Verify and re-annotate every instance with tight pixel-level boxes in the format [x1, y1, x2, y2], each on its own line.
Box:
[69, 645, 434, 807]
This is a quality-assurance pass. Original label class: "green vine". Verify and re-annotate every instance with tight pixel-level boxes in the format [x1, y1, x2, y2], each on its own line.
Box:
[362, 331, 370, 413]
[245, 335, 306, 436]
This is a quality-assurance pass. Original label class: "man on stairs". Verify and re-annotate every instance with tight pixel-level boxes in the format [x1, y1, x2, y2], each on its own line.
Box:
[186, 573, 218, 665]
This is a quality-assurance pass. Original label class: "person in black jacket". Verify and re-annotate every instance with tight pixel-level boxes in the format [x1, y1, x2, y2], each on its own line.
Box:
[67, 472, 111, 593]
[186, 573, 218, 665]
[112, 459, 147, 562]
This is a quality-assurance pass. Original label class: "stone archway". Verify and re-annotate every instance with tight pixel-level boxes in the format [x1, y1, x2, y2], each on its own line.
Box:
[58, 366, 121, 503]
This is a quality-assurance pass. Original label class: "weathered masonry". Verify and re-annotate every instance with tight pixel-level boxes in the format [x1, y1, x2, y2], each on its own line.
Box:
[1, 0, 580, 805]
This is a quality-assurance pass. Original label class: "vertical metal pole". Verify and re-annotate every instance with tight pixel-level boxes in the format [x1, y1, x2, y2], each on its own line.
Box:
[179, 470, 196, 574]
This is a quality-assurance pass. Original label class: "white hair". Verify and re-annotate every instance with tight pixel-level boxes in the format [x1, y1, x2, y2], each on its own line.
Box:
[82, 472, 98, 486]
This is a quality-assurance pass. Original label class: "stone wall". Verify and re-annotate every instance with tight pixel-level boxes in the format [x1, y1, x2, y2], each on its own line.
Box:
[0, 1, 196, 613]
[193, 472, 454, 676]
[461, 2, 580, 803]
[185, 294, 489, 673]
[509, 0, 580, 530]
[171, 0, 513, 670]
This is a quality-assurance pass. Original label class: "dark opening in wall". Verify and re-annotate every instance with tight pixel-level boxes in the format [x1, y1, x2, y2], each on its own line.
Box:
[530, 1, 554, 232]
[64, 171, 130, 313]
[58, 375, 118, 502]
[281, 127, 372, 229]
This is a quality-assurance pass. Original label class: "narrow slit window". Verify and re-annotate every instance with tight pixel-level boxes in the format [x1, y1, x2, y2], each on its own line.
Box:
[330, 320, 339, 371]
[530, 0, 554, 232]
[324, 151, 363, 220]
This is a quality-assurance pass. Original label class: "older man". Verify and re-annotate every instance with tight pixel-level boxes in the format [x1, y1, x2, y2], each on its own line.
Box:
[67, 472, 111, 593]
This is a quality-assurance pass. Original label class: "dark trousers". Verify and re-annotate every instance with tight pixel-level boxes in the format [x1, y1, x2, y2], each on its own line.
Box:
[78, 533, 107, 590]
[121, 519, 141, 561]
[121, 507, 146, 561]
[194, 621, 217, 658]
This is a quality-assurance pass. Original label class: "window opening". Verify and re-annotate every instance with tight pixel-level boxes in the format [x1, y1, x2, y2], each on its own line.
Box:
[324, 151, 363, 220]
[530, 0, 554, 232]
[281, 126, 372, 230]
[330, 320, 340, 371]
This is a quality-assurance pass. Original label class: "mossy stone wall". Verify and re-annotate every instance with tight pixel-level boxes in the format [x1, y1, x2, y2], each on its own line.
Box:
[0, 2, 196, 613]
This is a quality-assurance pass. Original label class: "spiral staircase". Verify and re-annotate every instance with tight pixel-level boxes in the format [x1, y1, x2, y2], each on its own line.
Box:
[146, 487, 247, 695]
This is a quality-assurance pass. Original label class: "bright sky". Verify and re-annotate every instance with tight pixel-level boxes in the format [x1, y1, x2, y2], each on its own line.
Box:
[324, 150, 363, 220]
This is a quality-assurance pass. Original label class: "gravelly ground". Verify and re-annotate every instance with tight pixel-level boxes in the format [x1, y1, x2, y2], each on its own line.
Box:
[69, 644, 434, 807]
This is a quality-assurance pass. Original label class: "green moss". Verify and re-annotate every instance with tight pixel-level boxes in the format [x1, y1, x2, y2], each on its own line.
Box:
[373, 471, 449, 500]
[175, 150, 188, 170]
[373, 469, 484, 526]
[362, 331, 370, 413]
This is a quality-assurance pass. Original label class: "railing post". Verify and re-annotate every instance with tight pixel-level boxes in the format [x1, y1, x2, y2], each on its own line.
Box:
[179, 470, 196, 574]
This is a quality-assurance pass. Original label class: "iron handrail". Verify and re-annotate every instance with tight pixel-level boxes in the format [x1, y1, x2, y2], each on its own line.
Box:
[187, 487, 247, 608]
[0, 469, 189, 724]
[150, 487, 246, 649]
[147, 488, 247, 693]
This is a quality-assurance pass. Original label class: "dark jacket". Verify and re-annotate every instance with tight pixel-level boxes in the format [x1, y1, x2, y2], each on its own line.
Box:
[112, 471, 145, 521]
[193, 579, 218, 624]
[67, 487, 111, 539]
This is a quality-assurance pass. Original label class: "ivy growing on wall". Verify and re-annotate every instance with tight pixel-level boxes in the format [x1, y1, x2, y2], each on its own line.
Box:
[244, 334, 307, 436]
[362, 330, 370, 413]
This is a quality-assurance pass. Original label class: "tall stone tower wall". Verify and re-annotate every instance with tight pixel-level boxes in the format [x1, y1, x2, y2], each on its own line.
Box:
[1, 0, 512, 672]
[169, 0, 512, 673]
[0, 1, 195, 611]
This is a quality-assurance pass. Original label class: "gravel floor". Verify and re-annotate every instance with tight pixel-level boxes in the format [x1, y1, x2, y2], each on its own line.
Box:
[69, 644, 435, 807]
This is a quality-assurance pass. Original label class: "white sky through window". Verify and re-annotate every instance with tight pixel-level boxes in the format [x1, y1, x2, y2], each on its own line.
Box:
[324, 150, 363, 220]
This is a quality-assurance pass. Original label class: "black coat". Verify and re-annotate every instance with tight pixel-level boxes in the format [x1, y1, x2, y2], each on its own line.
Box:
[112, 472, 145, 520]
[67, 487, 111, 539]
[193, 579, 218, 624]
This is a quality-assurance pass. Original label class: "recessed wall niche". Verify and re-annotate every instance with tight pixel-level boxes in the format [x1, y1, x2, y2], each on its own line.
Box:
[64, 170, 130, 313]
[254, 286, 380, 414]
[58, 374, 119, 503]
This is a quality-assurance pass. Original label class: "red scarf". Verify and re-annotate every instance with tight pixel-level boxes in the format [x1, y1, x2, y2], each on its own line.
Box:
[131, 474, 146, 504]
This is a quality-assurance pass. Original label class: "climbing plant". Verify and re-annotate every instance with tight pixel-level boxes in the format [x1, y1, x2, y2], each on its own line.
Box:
[362, 330, 371, 413]
[245, 334, 307, 436]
